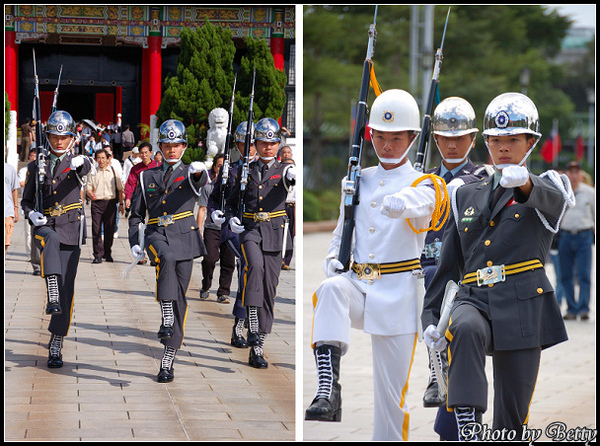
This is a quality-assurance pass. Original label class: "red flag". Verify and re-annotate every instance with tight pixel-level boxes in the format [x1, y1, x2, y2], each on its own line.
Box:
[576, 134, 585, 161]
[540, 121, 561, 163]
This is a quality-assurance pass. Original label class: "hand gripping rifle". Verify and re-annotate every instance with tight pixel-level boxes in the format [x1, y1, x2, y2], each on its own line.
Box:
[238, 66, 256, 219]
[220, 72, 237, 211]
[32, 48, 48, 214]
[413, 7, 451, 173]
[337, 6, 378, 272]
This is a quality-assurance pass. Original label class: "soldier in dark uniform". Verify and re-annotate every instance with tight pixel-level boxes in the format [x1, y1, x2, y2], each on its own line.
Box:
[128, 119, 209, 383]
[211, 122, 257, 349]
[224, 118, 295, 368]
[21, 110, 93, 368]
[422, 93, 571, 440]
[420, 97, 492, 440]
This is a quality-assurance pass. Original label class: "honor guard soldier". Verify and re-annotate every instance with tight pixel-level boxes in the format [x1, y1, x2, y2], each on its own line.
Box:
[420, 97, 492, 439]
[305, 89, 443, 440]
[128, 119, 209, 383]
[224, 117, 296, 369]
[212, 122, 257, 349]
[422, 93, 572, 440]
[21, 110, 93, 368]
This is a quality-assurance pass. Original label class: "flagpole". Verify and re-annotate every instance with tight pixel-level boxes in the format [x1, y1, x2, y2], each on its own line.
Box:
[552, 118, 558, 169]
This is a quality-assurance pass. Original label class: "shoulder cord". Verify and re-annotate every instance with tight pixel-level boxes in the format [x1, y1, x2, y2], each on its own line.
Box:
[407, 173, 450, 234]
[535, 170, 576, 234]
[450, 170, 576, 234]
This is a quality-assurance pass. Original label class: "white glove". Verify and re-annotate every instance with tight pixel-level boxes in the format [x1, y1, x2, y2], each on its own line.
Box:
[28, 210, 47, 227]
[423, 324, 448, 352]
[131, 245, 145, 260]
[380, 193, 406, 217]
[70, 155, 86, 170]
[285, 166, 296, 181]
[211, 210, 226, 226]
[189, 161, 207, 175]
[322, 256, 344, 278]
[499, 165, 529, 188]
[229, 217, 245, 234]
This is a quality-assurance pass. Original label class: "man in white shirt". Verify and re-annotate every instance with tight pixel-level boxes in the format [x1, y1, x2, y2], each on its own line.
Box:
[558, 161, 595, 320]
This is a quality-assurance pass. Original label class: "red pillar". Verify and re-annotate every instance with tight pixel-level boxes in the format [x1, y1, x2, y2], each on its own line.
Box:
[270, 37, 285, 72]
[5, 30, 18, 116]
[148, 35, 162, 125]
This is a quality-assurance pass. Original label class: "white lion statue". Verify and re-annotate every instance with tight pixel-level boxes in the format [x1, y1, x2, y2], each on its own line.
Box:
[206, 107, 229, 159]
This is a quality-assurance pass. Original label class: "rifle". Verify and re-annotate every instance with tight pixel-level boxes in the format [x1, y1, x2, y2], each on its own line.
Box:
[51, 64, 63, 114]
[32, 48, 47, 214]
[220, 72, 237, 211]
[238, 66, 256, 219]
[337, 6, 378, 272]
[413, 7, 451, 173]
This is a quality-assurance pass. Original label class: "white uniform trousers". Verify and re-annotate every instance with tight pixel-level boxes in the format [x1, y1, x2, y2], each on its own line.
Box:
[312, 274, 418, 441]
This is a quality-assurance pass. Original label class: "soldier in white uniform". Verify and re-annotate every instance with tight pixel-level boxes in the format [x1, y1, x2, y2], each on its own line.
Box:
[305, 89, 447, 440]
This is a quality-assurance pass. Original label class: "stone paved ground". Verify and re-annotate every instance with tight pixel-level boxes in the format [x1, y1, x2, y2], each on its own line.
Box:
[5, 202, 295, 441]
[302, 229, 596, 442]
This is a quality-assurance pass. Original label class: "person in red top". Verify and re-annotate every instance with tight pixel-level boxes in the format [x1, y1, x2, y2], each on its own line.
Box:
[124, 142, 159, 210]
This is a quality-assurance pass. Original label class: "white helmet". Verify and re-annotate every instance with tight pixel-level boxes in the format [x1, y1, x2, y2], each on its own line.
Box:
[369, 89, 421, 133]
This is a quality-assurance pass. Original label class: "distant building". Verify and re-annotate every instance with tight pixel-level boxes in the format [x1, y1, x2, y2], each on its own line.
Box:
[5, 5, 296, 139]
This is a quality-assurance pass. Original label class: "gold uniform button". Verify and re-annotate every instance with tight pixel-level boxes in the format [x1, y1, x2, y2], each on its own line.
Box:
[490, 221, 495, 227]
[484, 240, 491, 246]
[515, 213, 520, 219]
[259, 185, 263, 189]
[163, 212, 168, 216]
[259, 196, 263, 200]
[537, 288, 543, 294]
[464, 228, 469, 233]
[488, 284, 494, 288]
[259, 208, 263, 211]
[162, 200, 166, 204]
[487, 261, 493, 267]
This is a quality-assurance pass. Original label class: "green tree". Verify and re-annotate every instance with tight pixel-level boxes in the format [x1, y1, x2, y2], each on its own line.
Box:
[157, 18, 287, 163]
[303, 5, 577, 194]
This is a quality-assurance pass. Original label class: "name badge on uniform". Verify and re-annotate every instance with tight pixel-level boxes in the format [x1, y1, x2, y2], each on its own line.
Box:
[462, 206, 475, 223]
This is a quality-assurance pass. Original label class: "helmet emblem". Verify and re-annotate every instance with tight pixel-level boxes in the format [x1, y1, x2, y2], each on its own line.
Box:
[57, 123, 65, 132]
[266, 130, 274, 139]
[383, 111, 394, 123]
[167, 129, 176, 139]
[495, 111, 509, 129]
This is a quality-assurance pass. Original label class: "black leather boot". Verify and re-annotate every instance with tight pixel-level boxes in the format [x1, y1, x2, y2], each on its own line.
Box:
[455, 406, 483, 441]
[45, 275, 62, 315]
[47, 333, 64, 368]
[231, 317, 248, 348]
[423, 348, 448, 407]
[305, 344, 342, 422]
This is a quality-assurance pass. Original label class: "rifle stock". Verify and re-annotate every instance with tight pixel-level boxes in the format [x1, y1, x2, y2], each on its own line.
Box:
[337, 7, 378, 272]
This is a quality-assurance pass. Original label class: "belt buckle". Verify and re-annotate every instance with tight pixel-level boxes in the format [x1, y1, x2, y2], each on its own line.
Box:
[356, 263, 381, 280]
[50, 205, 65, 217]
[158, 215, 174, 226]
[423, 241, 442, 259]
[476, 265, 505, 286]
[254, 212, 270, 222]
